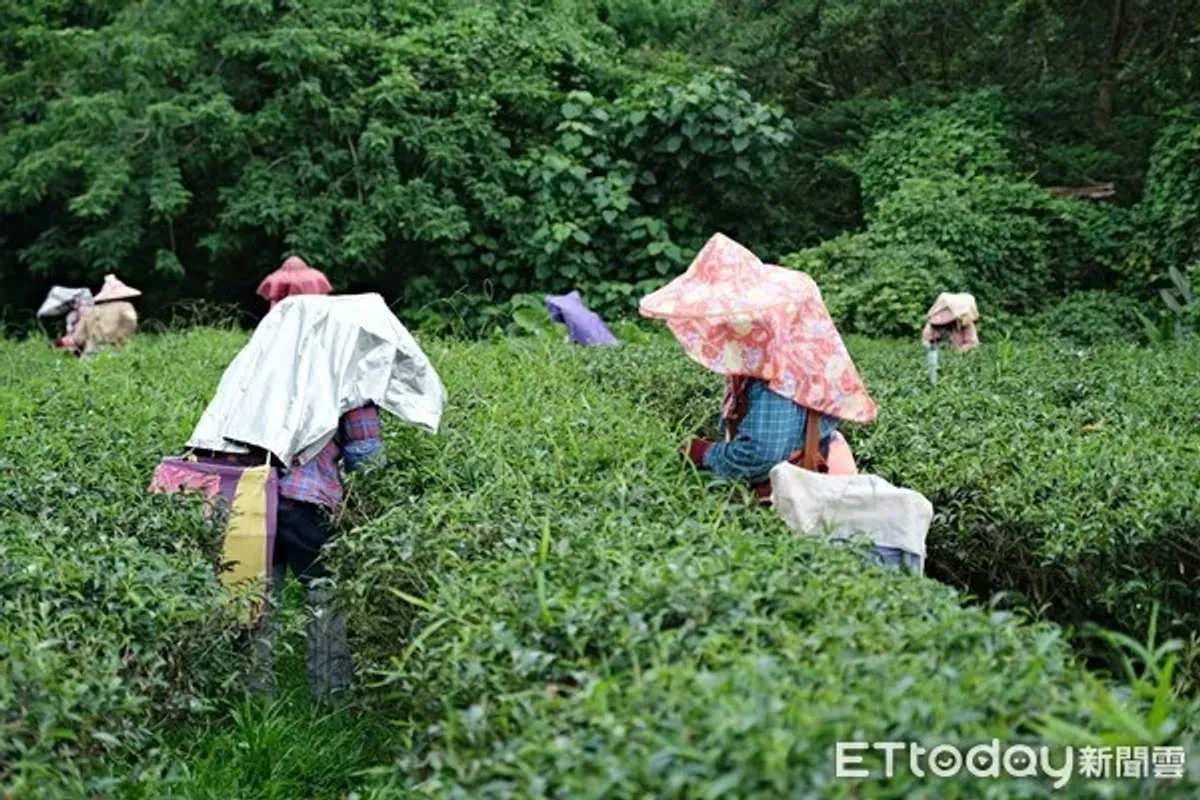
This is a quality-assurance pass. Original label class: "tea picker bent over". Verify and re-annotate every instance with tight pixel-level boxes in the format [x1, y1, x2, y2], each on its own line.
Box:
[922, 293, 980, 385]
[76, 274, 140, 356]
[640, 234, 919, 570]
[184, 293, 446, 703]
[37, 286, 93, 354]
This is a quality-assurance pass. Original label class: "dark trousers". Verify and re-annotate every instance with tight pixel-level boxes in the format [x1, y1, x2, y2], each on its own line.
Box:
[250, 498, 352, 702]
[275, 498, 335, 583]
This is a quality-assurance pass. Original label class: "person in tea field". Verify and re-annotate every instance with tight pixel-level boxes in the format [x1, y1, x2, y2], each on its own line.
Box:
[639, 233, 919, 570]
[75, 274, 140, 356]
[36, 285, 94, 354]
[185, 294, 447, 703]
[922, 292, 980, 385]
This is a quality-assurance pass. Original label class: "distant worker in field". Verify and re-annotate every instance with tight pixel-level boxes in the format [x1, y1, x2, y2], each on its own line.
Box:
[37, 285, 94, 354]
[186, 294, 446, 704]
[922, 292, 979, 385]
[256, 255, 333, 309]
[639, 235, 872, 493]
[545, 290, 619, 346]
[76, 274, 140, 356]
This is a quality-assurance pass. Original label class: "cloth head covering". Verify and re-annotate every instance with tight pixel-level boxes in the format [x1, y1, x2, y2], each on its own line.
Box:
[257, 256, 333, 307]
[37, 286, 94, 334]
[922, 292, 980, 352]
[93, 274, 141, 303]
[187, 293, 445, 466]
[639, 233, 876, 424]
[545, 291, 618, 346]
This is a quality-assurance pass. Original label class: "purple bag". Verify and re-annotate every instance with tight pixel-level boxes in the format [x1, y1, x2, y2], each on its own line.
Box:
[545, 291, 619, 346]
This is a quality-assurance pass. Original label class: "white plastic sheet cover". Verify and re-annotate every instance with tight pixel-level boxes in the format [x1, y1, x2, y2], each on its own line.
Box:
[37, 286, 94, 329]
[769, 462, 932, 569]
[188, 293, 446, 466]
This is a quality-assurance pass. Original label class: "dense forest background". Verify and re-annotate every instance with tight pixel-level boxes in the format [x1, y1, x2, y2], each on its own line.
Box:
[1, 0, 1197, 339]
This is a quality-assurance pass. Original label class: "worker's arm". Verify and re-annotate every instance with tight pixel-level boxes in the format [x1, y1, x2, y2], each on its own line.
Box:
[703, 381, 834, 482]
[340, 404, 386, 472]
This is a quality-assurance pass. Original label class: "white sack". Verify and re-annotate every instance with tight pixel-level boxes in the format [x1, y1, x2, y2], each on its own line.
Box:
[769, 462, 932, 567]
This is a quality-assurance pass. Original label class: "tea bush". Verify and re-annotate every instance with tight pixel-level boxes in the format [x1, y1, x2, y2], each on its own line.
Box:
[584, 337, 1200, 662]
[4, 330, 1199, 797]
[0, 331, 252, 797]
[329, 338, 1197, 796]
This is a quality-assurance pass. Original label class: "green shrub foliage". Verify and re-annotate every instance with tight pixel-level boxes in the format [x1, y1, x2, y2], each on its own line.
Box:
[1029, 291, 1147, 347]
[843, 92, 1016, 209]
[4, 330, 1200, 794]
[791, 98, 1146, 321]
[0, 0, 795, 318]
[0, 331, 249, 797]
[1128, 109, 1200, 291]
[782, 234, 963, 338]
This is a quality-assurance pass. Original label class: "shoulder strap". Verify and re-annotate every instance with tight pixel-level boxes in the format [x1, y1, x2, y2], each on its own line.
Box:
[723, 377, 752, 442]
[800, 410, 823, 472]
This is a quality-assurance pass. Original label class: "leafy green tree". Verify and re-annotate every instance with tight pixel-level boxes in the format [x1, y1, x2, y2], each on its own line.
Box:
[0, 0, 797, 320]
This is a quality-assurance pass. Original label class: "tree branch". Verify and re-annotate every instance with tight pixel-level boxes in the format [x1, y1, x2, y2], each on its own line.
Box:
[345, 134, 364, 204]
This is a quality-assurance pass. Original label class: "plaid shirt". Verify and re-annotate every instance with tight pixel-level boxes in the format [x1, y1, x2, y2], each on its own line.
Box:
[278, 405, 384, 510]
[704, 379, 837, 482]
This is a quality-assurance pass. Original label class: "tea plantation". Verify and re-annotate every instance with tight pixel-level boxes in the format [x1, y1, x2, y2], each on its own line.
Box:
[2, 329, 1198, 798]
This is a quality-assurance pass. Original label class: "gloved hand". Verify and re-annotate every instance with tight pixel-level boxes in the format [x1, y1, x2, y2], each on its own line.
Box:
[685, 437, 713, 468]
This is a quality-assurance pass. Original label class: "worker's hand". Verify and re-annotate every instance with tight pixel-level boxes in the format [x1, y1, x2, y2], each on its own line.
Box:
[684, 437, 713, 468]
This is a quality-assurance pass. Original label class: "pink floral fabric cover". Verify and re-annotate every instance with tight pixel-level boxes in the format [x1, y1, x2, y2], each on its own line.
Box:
[639, 233, 877, 424]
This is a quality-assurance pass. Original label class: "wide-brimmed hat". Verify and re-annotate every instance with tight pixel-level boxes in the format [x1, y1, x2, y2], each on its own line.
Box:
[256, 256, 333, 307]
[639, 233, 876, 424]
[94, 274, 142, 303]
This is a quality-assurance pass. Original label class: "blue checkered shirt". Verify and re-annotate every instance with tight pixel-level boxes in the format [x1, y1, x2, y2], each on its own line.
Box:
[703, 379, 838, 482]
[277, 405, 384, 510]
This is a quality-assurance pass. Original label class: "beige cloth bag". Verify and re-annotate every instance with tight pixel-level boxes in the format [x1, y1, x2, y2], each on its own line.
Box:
[78, 301, 138, 353]
[769, 462, 932, 570]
